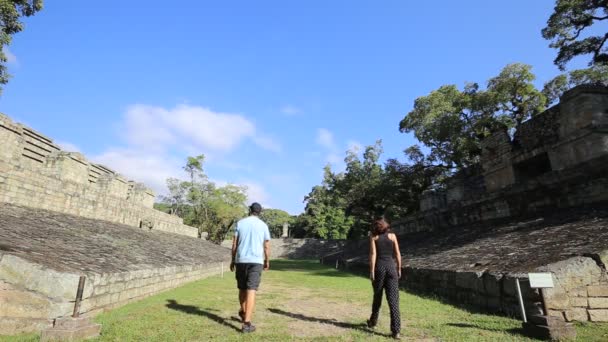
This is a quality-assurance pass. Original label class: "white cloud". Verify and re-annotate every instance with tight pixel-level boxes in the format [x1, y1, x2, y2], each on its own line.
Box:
[253, 135, 282, 153]
[3, 47, 18, 66]
[121, 104, 280, 153]
[316, 128, 336, 150]
[280, 105, 301, 116]
[56, 141, 81, 153]
[242, 181, 270, 207]
[92, 148, 183, 195]
[91, 103, 280, 208]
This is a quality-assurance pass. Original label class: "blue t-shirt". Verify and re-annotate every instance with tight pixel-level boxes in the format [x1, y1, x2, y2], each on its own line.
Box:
[235, 216, 271, 264]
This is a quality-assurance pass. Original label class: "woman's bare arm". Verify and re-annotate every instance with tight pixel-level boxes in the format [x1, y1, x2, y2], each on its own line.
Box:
[391, 233, 402, 278]
[369, 236, 376, 280]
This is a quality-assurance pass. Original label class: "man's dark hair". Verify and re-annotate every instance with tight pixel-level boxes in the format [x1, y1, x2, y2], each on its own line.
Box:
[249, 202, 262, 215]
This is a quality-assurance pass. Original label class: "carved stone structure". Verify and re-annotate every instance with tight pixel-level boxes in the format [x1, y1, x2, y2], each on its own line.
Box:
[0, 113, 232, 335]
[321, 85, 608, 324]
[0, 113, 197, 237]
[392, 85, 608, 234]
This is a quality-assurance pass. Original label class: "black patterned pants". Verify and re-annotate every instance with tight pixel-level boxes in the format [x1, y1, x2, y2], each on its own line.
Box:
[370, 262, 401, 334]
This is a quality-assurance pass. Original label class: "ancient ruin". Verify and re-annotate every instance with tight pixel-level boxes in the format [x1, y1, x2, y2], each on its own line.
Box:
[322, 85, 608, 326]
[0, 114, 230, 335]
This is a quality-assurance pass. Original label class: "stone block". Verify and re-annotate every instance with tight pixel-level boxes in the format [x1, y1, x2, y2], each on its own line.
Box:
[564, 308, 589, 322]
[588, 285, 608, 297]
[539, 257, 603, 290]
[589, 297, 608, 309]
[568, 286, 587, 297]
[41, 319, 101, 341]
[522, 321, 576, 341]
[547, 310, 565, 321]
[589, 309, 608, 322]
[569, 297, 588, 307]
[0, 255, 80, 300]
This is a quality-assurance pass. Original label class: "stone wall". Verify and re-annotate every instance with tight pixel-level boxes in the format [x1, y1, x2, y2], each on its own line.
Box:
[540, 254, 608, 322]
[0, 113, 197, 238]
[0, 254, 225, 334]
[0, 203, 230, 334]
[222, 238, 348, 259]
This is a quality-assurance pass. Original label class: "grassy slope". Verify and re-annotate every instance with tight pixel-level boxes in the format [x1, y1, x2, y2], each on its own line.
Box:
[3, 260, 608, 341]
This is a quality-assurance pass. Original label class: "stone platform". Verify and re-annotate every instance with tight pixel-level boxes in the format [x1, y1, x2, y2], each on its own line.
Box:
[0, 203, 231, 334]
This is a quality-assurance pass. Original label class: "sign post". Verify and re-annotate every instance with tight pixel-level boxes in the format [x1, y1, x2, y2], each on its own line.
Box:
[516, 273, 555, 323]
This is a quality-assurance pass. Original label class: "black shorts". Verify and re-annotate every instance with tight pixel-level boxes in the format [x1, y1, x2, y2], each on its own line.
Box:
[235, 263, 263, 290]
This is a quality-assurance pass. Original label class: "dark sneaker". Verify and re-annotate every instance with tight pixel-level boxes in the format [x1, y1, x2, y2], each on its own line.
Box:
[242, 323, 256, 333]
[366, 319, 377, 329]
[392, 332, 401, 340]
[238, 310, 245, 322]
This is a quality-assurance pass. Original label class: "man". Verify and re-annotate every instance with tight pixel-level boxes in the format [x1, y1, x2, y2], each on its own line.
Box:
[230, 202, 271, 333]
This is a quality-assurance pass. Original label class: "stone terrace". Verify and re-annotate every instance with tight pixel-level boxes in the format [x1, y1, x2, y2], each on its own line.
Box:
[402, 205, 608, 273]
[0, 203, 228, 274]
[0, 203, 231, 334]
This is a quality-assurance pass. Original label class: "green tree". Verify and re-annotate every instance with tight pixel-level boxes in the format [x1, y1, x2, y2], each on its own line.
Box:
[542, 0, 608, 70]
[159, 155, 248, 244]
[1, 0, 43, 93]
[260, 208, 292, 238]
[399, 63, 545, 169]
[543, 64, 608, 105]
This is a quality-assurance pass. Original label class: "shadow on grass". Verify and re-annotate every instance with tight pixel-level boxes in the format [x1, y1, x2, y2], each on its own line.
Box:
[270, 260, 325, 272]
[268, 308, 390, 338]
[445, 323, 528, 339]
[165, 299, 241, 332]
[270, 260, 359, 278]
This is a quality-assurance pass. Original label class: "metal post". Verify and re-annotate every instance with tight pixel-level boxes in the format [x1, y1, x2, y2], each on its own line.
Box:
[515, 278, 527, 323]
[539, 288, 549, 315]
[72, 276, 86, 318]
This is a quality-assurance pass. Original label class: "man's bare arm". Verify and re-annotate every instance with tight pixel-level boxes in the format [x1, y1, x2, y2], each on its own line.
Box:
[263, 240, 270, 270]
[230, 234, 238, 271]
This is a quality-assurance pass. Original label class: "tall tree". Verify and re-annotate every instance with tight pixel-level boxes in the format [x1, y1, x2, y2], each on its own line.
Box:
[159, 155, 248, 244]
[1, 0, 43, 93]
[542, 0, 608, 70]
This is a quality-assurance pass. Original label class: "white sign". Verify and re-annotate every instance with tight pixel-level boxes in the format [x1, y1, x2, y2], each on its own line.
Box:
[528, 273, 554, 288]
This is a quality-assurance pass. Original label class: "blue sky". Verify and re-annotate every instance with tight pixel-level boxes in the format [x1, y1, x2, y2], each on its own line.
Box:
[0, 1, 585, 214]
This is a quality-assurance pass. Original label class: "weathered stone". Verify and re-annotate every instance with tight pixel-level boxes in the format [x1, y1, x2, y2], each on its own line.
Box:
[547, 310, 566, 321]
[0, 255, 80, 300]
[569, 297, 588, 308]
[564, 308, 589, 322]
[588, 285, 608, 297]
[588, 297, 608, 309]
[568, 286, 587, 297]
[589, 309, 608, 322]
[41, 319, 101, 342]
[539, 257, 603, 292]
[522, 321, 577, 341]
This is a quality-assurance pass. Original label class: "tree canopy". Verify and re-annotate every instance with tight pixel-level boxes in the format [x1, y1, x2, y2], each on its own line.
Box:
[160, 155, 248, 244]
[542, 0, 608, 69]
[399, 63, 545, 170]
[259, 208, 292, 238]
[0, 0, 43, 93]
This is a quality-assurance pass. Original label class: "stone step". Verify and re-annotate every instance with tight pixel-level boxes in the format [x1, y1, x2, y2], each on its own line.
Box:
[41, 323, 101, 341]
[522, 321, 576, 341]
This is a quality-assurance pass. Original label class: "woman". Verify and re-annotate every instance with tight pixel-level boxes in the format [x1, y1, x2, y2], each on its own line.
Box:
[367, 217, 402, 339]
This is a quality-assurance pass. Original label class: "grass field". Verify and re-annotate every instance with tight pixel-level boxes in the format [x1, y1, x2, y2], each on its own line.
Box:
[3, 260, 608, 341]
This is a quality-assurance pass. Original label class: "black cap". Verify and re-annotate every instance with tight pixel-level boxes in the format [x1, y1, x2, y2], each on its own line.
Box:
[249, 202, 262, 214]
